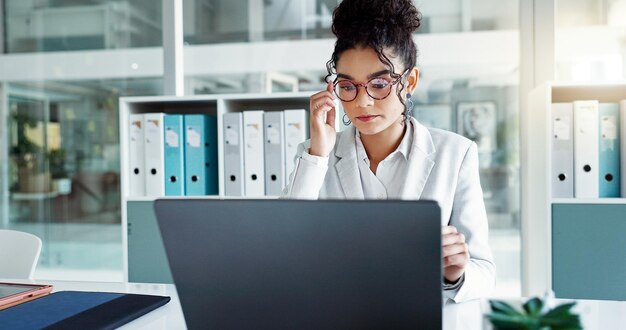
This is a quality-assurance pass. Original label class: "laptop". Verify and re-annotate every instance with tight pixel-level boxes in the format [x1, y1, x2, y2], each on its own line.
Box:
[155, 199, 442, 329]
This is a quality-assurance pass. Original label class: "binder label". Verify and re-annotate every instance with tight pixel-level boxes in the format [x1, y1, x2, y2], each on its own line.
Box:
[287, 123, 303, 147]
[267, 126, 280, 144]
[187, 128, 201, 147]
[553, 118, 570, 140]
[226, 127, 239, 146]
[246, 124, 261, 147]
[166, 129, 179, 147]
[601, 115, 617, 140]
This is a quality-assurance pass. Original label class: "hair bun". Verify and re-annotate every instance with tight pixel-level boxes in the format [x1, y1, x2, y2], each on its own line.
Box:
[331, 0, 421, 40]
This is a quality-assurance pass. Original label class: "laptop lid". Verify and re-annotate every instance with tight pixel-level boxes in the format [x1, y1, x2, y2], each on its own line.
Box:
[155, 199, 442, 329]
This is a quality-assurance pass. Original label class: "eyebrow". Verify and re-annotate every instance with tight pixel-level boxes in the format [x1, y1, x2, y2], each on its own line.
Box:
[336, 69, 391, 80]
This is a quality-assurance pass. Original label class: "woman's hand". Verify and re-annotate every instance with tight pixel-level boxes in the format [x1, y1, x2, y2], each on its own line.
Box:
[308, 82, 337, 157]
[442, 225, 469, 284]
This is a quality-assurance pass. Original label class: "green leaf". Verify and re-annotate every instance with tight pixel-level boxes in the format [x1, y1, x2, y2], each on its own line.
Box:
[542, 302, 577, 319]
[490, 300, 524, 317]
[523, 297, 544, 317]
[486, 313, 530, 329]
[540, 315, 582, 329]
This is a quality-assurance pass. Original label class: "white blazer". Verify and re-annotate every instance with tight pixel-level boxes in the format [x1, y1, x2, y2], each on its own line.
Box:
[283, 117, 496, 307]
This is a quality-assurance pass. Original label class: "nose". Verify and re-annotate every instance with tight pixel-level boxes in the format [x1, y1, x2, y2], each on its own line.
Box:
[354, 85, 373, 108]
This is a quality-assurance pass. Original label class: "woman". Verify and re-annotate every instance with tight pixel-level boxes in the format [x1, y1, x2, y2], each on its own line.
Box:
[283, 0, 495, 306]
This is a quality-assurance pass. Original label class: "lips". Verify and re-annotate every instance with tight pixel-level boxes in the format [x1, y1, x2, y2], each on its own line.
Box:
[355, 115, 379, 122]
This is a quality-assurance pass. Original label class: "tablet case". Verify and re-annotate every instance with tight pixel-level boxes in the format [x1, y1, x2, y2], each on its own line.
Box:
[0, 291, 170, 330]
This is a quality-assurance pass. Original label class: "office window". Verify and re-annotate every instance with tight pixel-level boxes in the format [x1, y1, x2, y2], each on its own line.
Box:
[3, 78, 162, 280]
[4, 0, 162, 53]
[555, 0, 626, 81]
[182, 0, 518, 44]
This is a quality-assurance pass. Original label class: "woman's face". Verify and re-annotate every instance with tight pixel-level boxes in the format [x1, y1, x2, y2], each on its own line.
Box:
[335, 47, 417, 137]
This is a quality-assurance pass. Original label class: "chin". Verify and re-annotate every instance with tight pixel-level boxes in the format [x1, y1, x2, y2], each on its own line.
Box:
[353, 122, 389, 136]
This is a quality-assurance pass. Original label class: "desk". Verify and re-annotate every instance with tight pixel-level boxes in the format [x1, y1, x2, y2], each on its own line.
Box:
[1, 279, 186, 329]
[4, 279, 626, 329]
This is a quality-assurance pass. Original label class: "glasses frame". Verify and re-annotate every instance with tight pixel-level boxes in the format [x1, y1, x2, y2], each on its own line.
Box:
[332, 76, 402, 102]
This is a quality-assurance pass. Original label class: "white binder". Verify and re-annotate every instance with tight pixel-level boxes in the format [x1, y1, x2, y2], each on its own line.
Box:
[283, 109, 308, 183]
[223, 112, 245, 196]
[264, 111, 286, 196]
[551, 103, 574, 198]
[243, 111, 265, 197]
[619, 100, 626, 198]
[128, 114, 146, 197]
[144, 113, 166, 197]
[573, 100, 599, 198]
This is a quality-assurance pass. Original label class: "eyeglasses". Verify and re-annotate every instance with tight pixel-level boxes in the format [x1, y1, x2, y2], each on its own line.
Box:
[333, 77, 401, 102]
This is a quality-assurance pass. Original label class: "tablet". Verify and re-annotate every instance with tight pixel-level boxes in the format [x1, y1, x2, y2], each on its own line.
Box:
[0, 282, 53, 310]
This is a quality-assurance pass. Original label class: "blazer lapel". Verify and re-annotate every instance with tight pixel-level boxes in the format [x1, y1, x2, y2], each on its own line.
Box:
[401, 118, 436, 199]
[334, 126, 365, 199]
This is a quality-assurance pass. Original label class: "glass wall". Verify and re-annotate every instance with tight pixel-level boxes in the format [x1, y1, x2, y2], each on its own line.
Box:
[182, 0, 519, 44]
[2, 79, 162, 280]
[4, 0, 162, 53]
[556, 0, 626, 81]
[2, 0, 164, 279]
[2, 0, 520, 292]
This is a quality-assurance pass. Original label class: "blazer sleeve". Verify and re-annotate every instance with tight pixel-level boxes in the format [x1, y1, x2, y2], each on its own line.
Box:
[281, 141, 329, 199]
[446, 142, 496, 303]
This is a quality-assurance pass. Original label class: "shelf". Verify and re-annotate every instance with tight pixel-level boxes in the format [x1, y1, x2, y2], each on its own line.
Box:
[552, 198, 626, 204]
[125, 195, 280, 202]
[11, 192, 60, 200]
[126, 195, 223, 202]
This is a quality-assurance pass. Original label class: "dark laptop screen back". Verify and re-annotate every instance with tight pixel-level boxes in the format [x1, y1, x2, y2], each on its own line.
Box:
[155, 199, 442, 329]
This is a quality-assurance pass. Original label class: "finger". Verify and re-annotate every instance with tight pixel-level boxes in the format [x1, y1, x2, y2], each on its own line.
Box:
[311, 104, 336, 121]
[443, 253, 469, 268]
[442, 233, 465, 246]
[326, 103, 336, 128]
[327, 81, 334, 93]
[310, 93, 334, 108]
[311, 99, 336, 116]
[310, 95, 335, 110]
[441, 226, 458, 235]
[442, 243, 467, 258]
[311, 91, 334, 102]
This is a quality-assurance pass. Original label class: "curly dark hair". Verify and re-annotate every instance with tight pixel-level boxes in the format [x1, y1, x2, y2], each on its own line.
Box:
[325, 0, 422, 121]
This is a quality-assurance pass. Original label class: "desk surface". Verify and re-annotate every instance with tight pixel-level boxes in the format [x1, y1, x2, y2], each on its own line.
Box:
[4, 279, 626, 330]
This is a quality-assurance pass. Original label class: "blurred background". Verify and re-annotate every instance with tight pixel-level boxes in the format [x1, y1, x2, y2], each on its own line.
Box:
[0, 0, 625, 297]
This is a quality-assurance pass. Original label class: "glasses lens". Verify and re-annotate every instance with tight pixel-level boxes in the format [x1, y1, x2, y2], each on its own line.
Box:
[366, 78, 392, 99]
[335, 81, 357, 101]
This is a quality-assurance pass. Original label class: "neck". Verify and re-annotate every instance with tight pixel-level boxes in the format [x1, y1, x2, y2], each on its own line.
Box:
[360, 119, 407, 163]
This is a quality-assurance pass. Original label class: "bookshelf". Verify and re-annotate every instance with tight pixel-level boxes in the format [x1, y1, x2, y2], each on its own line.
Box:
[523, 82, 626, 300]
[119, 92, 313, 282]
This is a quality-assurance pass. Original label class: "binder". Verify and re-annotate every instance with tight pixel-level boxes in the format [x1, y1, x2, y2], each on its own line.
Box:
[551, 103, 574, 198]
[223, 112, 245, 196]
[0, 291, 170, 330]
[144, 113, 166, 197]
[264, 111, 286, 196]
[184, 114, 218, 196]
[619, 100, 626, 198]
[243, 110, 265, 197]
[573, 100, 599, 198]
[164, 114, 185, 196]
[598, 103, 620, 197]
[283, 109, 308, 183]
[128, 114, 145, 197]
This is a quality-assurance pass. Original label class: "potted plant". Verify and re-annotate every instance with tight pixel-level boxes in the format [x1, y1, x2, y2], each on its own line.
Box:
[48, 148, 72, 195]
[486, 296, 582, 330]
[10, 112, 51, 193]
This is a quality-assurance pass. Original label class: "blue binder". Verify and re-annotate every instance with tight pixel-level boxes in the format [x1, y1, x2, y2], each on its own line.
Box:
[599, 103, 621, 197]
[164, 115, 185, 196]
[184, 114, 218, 195]
[0, 291, 169, 330]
